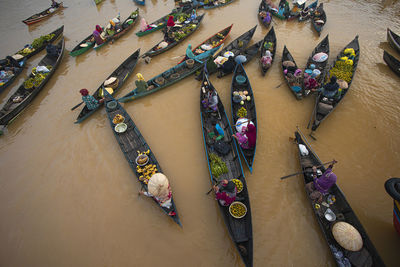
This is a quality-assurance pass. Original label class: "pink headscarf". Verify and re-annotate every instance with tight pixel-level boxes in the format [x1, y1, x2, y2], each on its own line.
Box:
[140, 18, 148, 32]
[245, 124, 256, 149]
[167, 16, 175, 27]
[95, 25, 102, 34]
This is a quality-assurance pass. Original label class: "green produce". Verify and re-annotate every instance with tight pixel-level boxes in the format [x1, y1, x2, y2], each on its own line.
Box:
[209, 153, 228, 178]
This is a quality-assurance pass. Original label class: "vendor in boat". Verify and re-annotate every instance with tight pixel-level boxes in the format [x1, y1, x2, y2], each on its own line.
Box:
[51, 0, 60, 8]
[80, 88, 103, 110]
[305, 160, 338, 203]
[260, 50, 273, 69]
[213, 179, 237, 206]
[140, 18, 152, 32]
[106, 18, 121, 37]
[164, 16, 176, 43]
[185, 44, 195, 59]
[138, 173, 174, 212]
[207, 119, 224, 141]
[201, 83, 218, 112]
[232, 123, 256, 150]
[319, 75, 340, 99]
[219, 56, 235, 75]
[92, 25, 105, 45]
[303, 73, 318, 91]
[134, 73, 148, 94]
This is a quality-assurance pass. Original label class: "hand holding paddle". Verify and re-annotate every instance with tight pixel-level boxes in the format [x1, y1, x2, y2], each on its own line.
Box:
[280, 160, 337, 180]
[71, 101, 83, 111]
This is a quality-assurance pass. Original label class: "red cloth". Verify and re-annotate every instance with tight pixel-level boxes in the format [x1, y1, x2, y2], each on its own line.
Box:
[245, 124, 256, 149]
[167, 16, 175, 27]
[95, 25, 102, 34]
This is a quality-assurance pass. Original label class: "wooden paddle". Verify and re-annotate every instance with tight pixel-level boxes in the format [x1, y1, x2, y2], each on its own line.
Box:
[71, 101, 83, 111]
[206, 178, 220, 195]
[280, 160, 337, 180]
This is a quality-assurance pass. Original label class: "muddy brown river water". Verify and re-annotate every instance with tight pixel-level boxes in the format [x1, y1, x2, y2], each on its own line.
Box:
[0, 0, 399, 266]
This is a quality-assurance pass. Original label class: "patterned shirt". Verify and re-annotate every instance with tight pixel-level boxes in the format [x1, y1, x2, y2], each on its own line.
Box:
[82, 95, 99, 110]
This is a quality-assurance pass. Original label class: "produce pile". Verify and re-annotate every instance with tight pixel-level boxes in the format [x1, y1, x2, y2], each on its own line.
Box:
[328, 48, 356, 83]
[233, 90, 251, 105]
[173, 24, 197, 41]
[23, 65, 52, 90]
[113, 114, 125, 124]
[136, 150, 157, 184]
[15, 34, 55, 57]
[209, 152, 228, 178]
[229, 201, 247, 218]
[176, 13, 189, 23]
[236, 107, 247, 118]
[231, 179, 243, 193]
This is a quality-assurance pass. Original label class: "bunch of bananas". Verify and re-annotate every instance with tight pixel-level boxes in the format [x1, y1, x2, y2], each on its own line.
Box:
[216, 33, 225, 39]
[328, 60, 353, 83]
[237, 107, 247, 118]
[137, 163, 157, 184]
[209, 153, 228, 178]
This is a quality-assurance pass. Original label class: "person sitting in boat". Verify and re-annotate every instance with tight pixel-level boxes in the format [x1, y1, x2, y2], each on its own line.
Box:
[201, 81, 219, 112]
[263, 11, 271, 24]
[51, 0, 60, 8]
[139, 18, 152, 32]
[213, 179, 237, 206]
[80, 88, 103, 110]
[303, 73, 318, 91]
[319, 75, 340, 99]
[185, 44, 195, 59]
[261, 50, 273, 69]
[306, 160, 338, 203]
[138, 173, 174, 211]
[190, 9, 197, 21]
[134, 73, 148, 94]
[106, 18, 121, 37]
[92, 25, 105, 45]
[166, 15, 175, 32]
[232, 123, 256, 150]
[219, 56, 235, 76]
[207, 119, 224, 141]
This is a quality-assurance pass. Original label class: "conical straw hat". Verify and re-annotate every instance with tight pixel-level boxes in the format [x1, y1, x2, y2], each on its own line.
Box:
[332, 222, 363, 251]
[148, 173, 169, 199]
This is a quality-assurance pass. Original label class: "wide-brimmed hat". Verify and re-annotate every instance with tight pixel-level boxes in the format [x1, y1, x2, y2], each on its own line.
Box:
[332, 221, 363, 251]
[148, 173, 170, 199]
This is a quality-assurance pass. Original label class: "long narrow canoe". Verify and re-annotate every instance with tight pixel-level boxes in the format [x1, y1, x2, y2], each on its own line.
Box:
[218, 40, 263, 78]
[259, 26, 276, 76]
[94, 9, 139, 50]
[141, 14, 205, 58]
[294, 130, 385, 267]
[387, 28, 400, 54]
[298, 0, 318, 22]
[282, 45, 302, 100]
[302, 34, 329, 97]
[118, 45, 221, 103]
[12, 26, 64, 61]
[135, 7, 188, 37]
[70, 15, 117, 57]
[133, 0, 145, 5]
[311, 3, 326, 36]
[383, 50, 400, 77]
[384, 178, 400, 236]
[258, 0, 272, 28]
[310, 36, 360, 132]
[200, 67, 252, 267]
[0, 38, 65, 127]
[203, 0, 236, 9]
[74, 49, 140, 124]
[230, 63, 257, 173]
[22, 2, 64, 25]
[179, 24, 233, 64]
[104, 92, 181, 226]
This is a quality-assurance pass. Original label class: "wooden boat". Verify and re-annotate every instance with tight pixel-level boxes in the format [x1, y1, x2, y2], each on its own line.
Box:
[386, 28, 400, 54]
[179, 24, 233, 64]
[281, 45, 302, 100]
[135, 7, 189, 37]
[311, 3, 326, 36]
[94, 9, 139, 50]
[133, 0, 145, 5]
[230, 63, 257, 173]
[302, 34, 329, 97]
[197, 25, 257, 79]
[259, 26, 276, 76]
[384, 178, 400, 237]
[12, 26, 64, 61]
[310, 36, 360, 132]
[203, 0, 236, 10]
[266, 0, 288, 20]
[218, 40, 263, 78]
[70, 14, 117, 57]
[118, 45, 222, 103]
[0, 58, 26, 96]
[287, 0, 306, 21]
[22, 2, 63, 25]
[298, 0, 318, 21]
[0, 38, 65, 127]
[104, 92, 181, 226]
[141, 14, 205, 59]
[74, 49, 140, 124]
[200, 67, 252, 267]
[258, 0, 272, 28]
[383, 50, 400, 77]
[294, 129, 385, 267]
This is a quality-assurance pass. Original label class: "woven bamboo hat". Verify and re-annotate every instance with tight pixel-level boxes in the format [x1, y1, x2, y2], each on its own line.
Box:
[332, 222, 363, 251]
[148, 173, 169, 199]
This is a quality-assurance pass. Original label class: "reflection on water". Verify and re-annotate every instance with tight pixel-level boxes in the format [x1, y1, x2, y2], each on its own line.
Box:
[0, 0, 399, 266]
